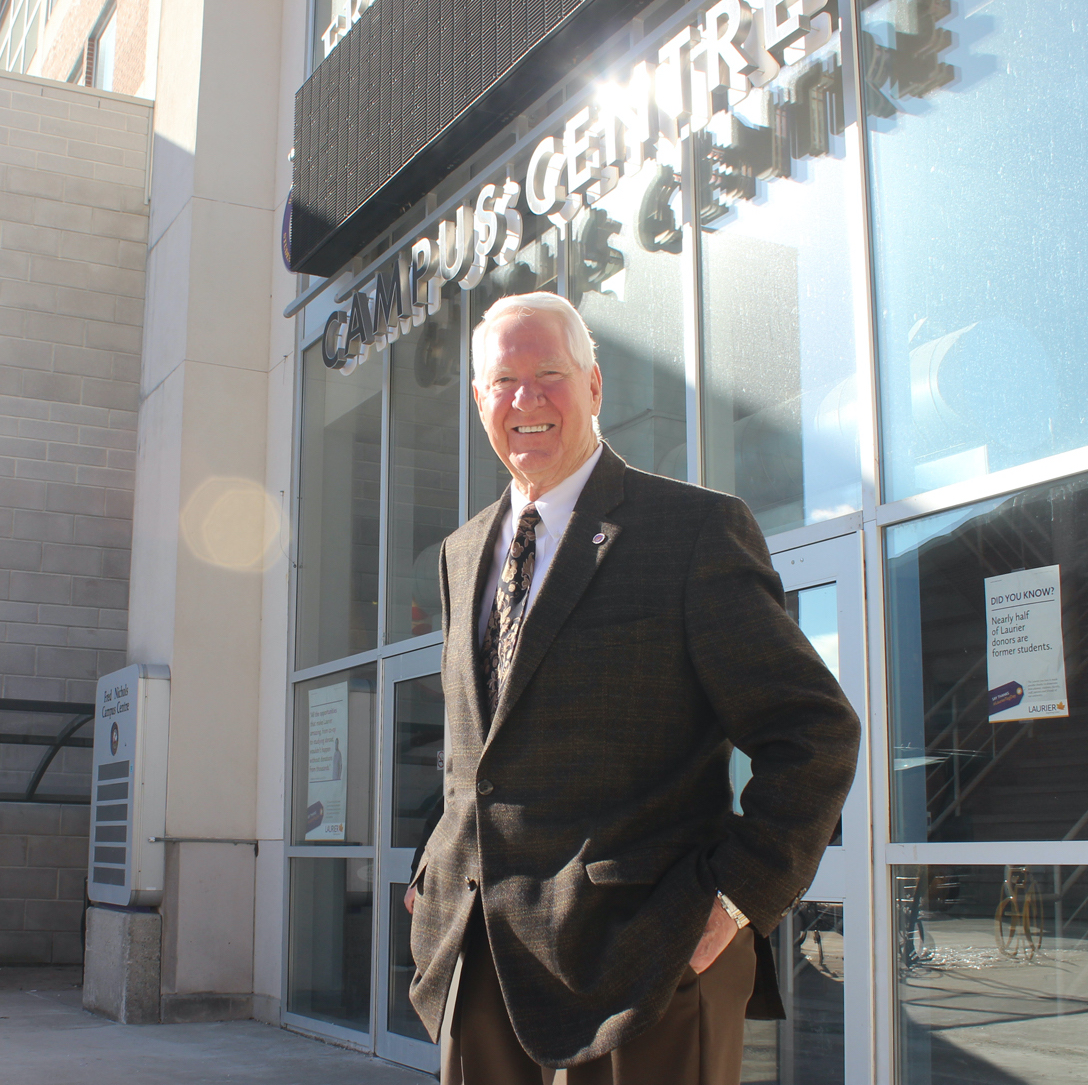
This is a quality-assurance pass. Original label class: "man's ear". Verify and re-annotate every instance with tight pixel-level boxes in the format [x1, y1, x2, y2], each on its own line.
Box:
[471, 378, 484, 414]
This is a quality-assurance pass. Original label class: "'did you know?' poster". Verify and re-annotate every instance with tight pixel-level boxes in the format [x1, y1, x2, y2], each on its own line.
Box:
[985, 565, 1068, 723]
[306, 682, 348, 840]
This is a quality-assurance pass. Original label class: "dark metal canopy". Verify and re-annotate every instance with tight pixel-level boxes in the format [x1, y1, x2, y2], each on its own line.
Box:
[290, 0, 655, 276]
[0, 698, 95, 805]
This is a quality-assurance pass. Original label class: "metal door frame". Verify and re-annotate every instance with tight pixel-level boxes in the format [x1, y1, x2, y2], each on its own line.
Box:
[374, 644, 444, 1073]
[770, 530, 874, 1085]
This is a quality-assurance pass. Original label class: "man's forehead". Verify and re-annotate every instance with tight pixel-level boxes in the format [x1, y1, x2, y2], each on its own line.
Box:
[484, 312, 574, 366]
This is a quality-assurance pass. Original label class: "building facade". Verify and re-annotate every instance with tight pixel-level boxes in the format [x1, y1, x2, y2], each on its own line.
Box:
[282, 2, 1088, 1082]
[0, 1, 1085, 1082]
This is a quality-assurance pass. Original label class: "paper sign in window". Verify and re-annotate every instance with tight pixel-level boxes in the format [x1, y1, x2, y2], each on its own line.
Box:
[306, 682, 349, 840]
[985, 565, 1068, 722]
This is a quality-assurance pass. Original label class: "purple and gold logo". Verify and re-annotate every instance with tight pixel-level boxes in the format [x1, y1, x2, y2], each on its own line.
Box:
[988, 681, 1024, 715]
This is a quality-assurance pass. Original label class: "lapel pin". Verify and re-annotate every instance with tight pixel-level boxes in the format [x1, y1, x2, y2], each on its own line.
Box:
[592, 533, 606, 545]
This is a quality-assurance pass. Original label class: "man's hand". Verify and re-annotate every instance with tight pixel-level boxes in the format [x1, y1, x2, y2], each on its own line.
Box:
[403, 885, 417, 914]
[688, 902, 738, 974]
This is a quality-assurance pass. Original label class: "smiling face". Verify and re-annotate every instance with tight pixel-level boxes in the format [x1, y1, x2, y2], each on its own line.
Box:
[472, 309, 602, 500]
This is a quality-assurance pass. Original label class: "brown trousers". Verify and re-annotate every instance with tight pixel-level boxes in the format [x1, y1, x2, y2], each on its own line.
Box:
[441, 910, 757, 1085]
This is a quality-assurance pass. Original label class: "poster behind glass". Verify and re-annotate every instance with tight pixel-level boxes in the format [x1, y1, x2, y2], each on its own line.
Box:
[292, 666, 376, 847]
[885, 476, 1088, 844]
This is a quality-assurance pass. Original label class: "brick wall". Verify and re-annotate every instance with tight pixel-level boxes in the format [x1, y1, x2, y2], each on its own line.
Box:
[0, 801, 88, 963]
[0, 71, 150, 963]
[32, 0, 150, 97]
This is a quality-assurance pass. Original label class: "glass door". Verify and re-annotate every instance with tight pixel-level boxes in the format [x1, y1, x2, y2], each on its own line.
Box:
[737, 531, 871, 1084]
[375, 645, 444, 1072]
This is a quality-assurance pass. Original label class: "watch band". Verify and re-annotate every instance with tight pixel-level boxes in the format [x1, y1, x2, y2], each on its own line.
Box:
[715, 890, 750, 930]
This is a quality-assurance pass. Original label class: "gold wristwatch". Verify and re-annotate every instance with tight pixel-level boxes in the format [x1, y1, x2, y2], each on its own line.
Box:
[715, 890, 750, 930]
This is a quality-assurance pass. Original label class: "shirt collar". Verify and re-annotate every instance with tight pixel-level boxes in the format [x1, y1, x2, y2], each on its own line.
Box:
[510, 442, 603, 539]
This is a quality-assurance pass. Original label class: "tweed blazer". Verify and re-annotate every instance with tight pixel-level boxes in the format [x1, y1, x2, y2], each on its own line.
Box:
[409, 444, 859, 1067]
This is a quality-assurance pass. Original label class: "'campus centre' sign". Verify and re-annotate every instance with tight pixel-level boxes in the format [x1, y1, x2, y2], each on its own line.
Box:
[319, 0, 839, 373]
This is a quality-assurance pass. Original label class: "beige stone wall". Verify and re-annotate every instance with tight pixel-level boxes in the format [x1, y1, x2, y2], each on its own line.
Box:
[0, 71, 150, 708]
[0, 73, 150, 967]
[0, 801, 88, 964]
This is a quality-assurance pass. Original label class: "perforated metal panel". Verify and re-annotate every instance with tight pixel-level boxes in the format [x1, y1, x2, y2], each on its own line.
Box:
[291, 0, 649, 276]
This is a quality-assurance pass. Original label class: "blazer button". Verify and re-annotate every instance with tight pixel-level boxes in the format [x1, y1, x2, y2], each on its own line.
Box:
[465, 876, 478, 891]
[476, 779, 494, 796]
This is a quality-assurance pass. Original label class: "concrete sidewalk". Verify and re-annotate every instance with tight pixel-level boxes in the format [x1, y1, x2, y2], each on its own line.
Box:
[0, 966, 436, 1085]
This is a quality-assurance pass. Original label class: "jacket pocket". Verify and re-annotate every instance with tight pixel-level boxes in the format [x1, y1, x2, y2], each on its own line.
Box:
[409, 855, 428, 893]
[585, 846, 679, 886]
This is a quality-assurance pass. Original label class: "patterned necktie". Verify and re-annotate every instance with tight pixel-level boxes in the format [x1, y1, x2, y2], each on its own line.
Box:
[481, 504, 542, 718]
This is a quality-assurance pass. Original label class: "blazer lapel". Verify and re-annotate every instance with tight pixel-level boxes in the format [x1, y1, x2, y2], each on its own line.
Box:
[448, 488, 510, 739]
[487, 444, 627, 739]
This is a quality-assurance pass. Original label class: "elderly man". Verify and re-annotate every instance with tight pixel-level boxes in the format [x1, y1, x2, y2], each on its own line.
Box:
[407, 292, 859, 1085]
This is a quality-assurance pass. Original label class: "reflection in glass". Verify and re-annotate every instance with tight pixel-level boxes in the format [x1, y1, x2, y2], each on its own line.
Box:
[288, 857, 374, 1032]
[571, 155, 687, 481]
[697, 4, 860, 534]
[391, 672, 444, 851]
[861, 1, 1088, 500]
[791, 583, 842, 847]
[389, 881, 431, 1043]
[296, 342, 383, 669]
[742, 902, 844, 1084]
[886, 477, 1088, 843]
[387, 293, 461, 643]
[735, 583, 843, 845]
[895, 865, 1088, 1085]
[787, 583, 840, 682]
[309, 0, 351, 71]
[292, 665, 377, 846]
[469, 209, 558, 517]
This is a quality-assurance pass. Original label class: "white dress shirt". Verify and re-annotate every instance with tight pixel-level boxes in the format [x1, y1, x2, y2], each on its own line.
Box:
[477, 443, 604, 646]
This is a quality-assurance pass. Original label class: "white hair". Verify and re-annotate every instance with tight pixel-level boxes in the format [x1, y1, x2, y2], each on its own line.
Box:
[470, 291, 597, 382]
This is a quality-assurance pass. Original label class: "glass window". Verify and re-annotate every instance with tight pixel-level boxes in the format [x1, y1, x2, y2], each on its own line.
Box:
[387, 295, 462, 644]
[92, 9, 115, 91]
[20, 0, 37, 73]
[742, 902, 844, 1084]
[698, 7, 861, 534]
[10, 3, 25, 70]
[296, 342, 383, 670]
[388, 880, 430, 1042]
[570, 153, 687, 482]
[288, 857, 374, 1032]
[894, 864, 1088, 1085]
[291, 664, 377, 846]
[786, 583, 840, 682]
[391, 671, 444, 851]
[310, 0, 356, 72]
[469, 203, 558, 517]
[886, 476, 1088, 842]
[734, 582, 843, 845]
[861, 1, 1088, 501]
